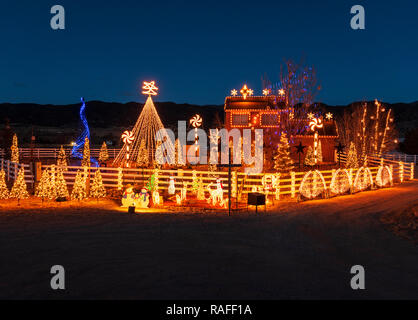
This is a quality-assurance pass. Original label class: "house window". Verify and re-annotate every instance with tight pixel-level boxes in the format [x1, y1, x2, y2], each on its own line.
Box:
[261, 113, 279, 126]
[232, 114, 249, 126]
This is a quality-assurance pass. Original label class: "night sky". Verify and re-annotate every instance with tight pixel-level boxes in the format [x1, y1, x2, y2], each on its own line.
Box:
[1, 0, 417, 105]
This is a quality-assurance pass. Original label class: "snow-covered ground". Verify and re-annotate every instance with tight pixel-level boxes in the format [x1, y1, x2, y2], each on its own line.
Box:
[0, 180, 417, 299]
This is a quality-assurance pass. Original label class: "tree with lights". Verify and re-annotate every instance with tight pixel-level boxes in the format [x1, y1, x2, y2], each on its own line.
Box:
[304, 146, 315, 166]
[345, 142, 358, 169]
[10, 134, 19, 163]
[35, 169, 50, 201]
[337, 100, 397, 163]
[57, 145, 67, 167]
[191, 170, 198, 194]
[56, 168, 69, 199]
[82, 137, 91, 167]
[0, 169, 9, 199]
[10, 168, 29, 203]
[174, 138, 185, 167]
[197, 175, 205, 200]
[273, 133, 294, 173]
[317, 140, 323, 163]
[136, 140, 149, 167]
[98, 142, 109, 163]
[48, 165, 58, 200]
[71, 170, 87, 200]
[90, 169, 106, 199]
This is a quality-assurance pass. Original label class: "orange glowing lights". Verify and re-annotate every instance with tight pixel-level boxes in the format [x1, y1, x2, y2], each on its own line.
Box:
[142, 81, 159, 96]
[240, 84, 253, 99]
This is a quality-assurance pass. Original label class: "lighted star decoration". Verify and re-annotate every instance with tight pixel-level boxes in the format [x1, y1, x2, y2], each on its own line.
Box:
[240, 84, 253, 100]
[278, 89, 285, 96]
[142, 81, 159, 96]
[263, 89, 270, 96]
[325, 112, 333, 120]
[307, 112, 315, 120]
[309, 117, 323, 131]
[231, 89, 237, 96]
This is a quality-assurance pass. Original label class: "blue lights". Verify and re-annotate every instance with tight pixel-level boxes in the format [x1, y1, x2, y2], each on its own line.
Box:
[71, 97, 98, 166]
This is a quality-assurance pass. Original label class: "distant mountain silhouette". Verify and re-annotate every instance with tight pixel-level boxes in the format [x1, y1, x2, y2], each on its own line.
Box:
[0, 100, 417, 146]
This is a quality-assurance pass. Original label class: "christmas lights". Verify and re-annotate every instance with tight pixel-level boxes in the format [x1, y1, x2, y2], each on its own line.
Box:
[376, 166, 392, 187]
[142, 81, 158, 96]
[98, 142, 109, 163]
[11, 134, 19, 163]
[10, 168, 29, 203]
[90, 169, 106, 199]
[299, 170, 327, 199]
[57, 145, 67, 167]
[71, 170, 87, 200]
[0, 169, 9, 199]
[231, 89, 238, 96]
[353, 167, 373, 191]
[330, 169, 351, 195]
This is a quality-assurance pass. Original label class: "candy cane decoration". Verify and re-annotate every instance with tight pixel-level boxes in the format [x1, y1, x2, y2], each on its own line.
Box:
[190, 115, 202, 158]
[122, 130, 134, 167]
[309, 117, 323, 165]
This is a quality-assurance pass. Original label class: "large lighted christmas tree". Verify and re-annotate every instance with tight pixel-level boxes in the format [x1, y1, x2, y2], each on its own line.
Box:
[10, 134, 19, 163]
[113, 81, 174, 166]
[57, 145, 68, 167]
[273, 133, 294, 173]
[345, 142, 358, 168]
[35, 169, 50, 201]
[10, 168, 29, 203]
[71, 170, 87, 200]
[48, 165, 58, 200]
[56, 168, 69, 199]
[0, 169, 9, 199]
[90, 169, 106, 199]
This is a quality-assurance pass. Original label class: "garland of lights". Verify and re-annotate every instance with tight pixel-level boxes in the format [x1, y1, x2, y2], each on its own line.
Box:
[299, 170, 327, 199]
[353, 167, 373, 191]
[376, 165, 393, 187]
[329, 168, 351, 195]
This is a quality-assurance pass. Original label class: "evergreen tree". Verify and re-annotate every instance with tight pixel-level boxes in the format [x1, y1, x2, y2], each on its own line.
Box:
[304, 146, 316, 166]
[98, 142, 109, 163]
[71, 170, 87, 200]
[197, 175, 205, 200]
[10, 134, 19, 163]
[57, 145, 68, 167]
[90, 169, 106, 199]
[345, 142, 358, 168]
[56, 168, 69, 199]
[273, 133, 294, 173]
[174, 139, 185, 166]
[82, 137, 91, 167]
[10, 168, 29, 203]
[191, 170, 198, 194]
[35, 169, 50, 201]
[0, 169, 9, 199]
[136, 140, 149, 167]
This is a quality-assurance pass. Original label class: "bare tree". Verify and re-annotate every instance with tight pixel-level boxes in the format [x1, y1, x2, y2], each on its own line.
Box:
[336, 100, 397, 164]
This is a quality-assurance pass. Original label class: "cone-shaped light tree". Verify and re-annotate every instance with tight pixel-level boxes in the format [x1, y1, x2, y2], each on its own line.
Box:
[317, 140, 323, 163]
[345, 142, 358, 168]
[0, 169, 9, 199]
[57, 145, 68, 167]
[10, 168, 29, 203]
[56, 168, 69, 199]
[273, 133, 294, 173]
[90, 169, 106, 199]
[113, 82, 174, 167]
[304, 146, 316, 166]
[82, 137, 91, 167]
[71, 170, 87, 200]
[35, 169, 50, 201]
[98, 142, 109, 163]
[48, 165, 58, 200]
[11, 134, 19, 163]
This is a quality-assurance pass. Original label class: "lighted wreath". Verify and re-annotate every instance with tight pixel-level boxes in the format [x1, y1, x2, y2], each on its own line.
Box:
[353, 167, 373, 191]
[329, 168, 351, 195]
[299, 170, 327, 199]
[376, 166, 392, 187]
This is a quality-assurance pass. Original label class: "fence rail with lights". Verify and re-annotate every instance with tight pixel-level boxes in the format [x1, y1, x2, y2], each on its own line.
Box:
[0, 148, 121, 159]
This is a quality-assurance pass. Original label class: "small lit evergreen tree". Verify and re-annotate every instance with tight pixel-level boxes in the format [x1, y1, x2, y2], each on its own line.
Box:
[196, 175, 205, 200]
[0, 169, 9, 199]
[82, 137, 91, 167]
[48, 165, 57, 200]
[98, 142, 109, 163]
[56, 168, 69, 199]
[273, 133, 294, 173]
[11, 134, 19, 163]
[35, 169, 50, 201]
[90, 169, 106, 199]
[174, 139, 185, 166]
[304, 146, 315, 166]
[345, 142, 358, 168]
[136, 140, 149, 167]
[317, 140, 323, 163]
[57, 145, 68, 167]
[71, 170, 87, 200]
[10, 168, 29, 203]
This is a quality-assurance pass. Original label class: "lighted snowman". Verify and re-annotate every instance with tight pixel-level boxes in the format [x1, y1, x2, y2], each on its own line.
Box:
[121, 185, 136, 207]
[137, 187, 150, 208]
[168, 176, 176, 195]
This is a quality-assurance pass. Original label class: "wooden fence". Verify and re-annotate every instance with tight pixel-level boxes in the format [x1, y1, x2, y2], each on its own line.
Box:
[0, 159, 35, 187]
[0, 147, 120, 159]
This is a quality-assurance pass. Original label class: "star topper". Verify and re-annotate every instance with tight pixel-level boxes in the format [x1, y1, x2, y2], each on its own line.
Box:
[240, 84, 253, 100]
[142, 81, 159, 96]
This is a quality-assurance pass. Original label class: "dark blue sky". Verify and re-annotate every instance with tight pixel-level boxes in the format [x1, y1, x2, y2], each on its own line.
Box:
[1, 0, 417, 105]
